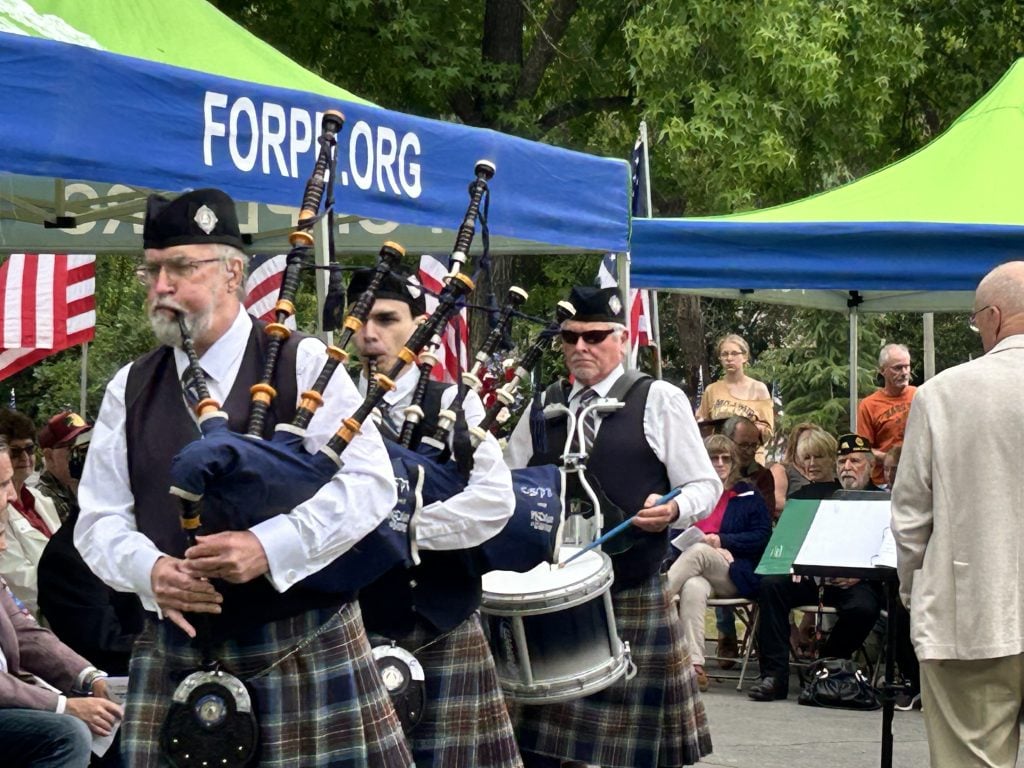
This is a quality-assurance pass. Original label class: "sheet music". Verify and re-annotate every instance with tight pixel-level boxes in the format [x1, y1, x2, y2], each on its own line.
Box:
[871, 526, 898, 568]
[794, 499, 893, 571]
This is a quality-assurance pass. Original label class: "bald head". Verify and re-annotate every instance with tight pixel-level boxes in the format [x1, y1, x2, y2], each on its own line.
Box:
[975, 261, 1024, 351]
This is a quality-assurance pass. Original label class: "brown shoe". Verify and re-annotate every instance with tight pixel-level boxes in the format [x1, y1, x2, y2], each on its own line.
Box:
[694, 665, 709, 692]
[717, 635, 739, 670]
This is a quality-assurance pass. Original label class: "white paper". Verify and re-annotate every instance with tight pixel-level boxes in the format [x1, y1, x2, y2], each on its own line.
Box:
[671, 525, 705, 553]
[871, 526, 898, 568]
[91, 676, 128, 757]
[794, 499, 893, 571]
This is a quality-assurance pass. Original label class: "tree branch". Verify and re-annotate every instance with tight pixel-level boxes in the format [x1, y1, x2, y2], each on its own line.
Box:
[516, 0, 579, 101]
[538, 94, 633, 131]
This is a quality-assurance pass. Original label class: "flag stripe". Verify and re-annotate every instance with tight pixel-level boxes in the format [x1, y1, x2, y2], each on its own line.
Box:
[418, 253, 468, 384]
[0, 253, 96, 381]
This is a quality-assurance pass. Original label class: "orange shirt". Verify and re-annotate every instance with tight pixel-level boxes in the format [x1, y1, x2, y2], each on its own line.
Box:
[857, 386, 916, 483]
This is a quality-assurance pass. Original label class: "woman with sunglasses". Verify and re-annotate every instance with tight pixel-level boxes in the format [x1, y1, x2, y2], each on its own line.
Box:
[695, 334, 773, 461]
[666, 435, 771, 691]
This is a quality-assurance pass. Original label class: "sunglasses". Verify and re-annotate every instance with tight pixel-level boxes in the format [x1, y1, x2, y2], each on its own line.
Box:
[560, 328, 617, 345]
[8, 443, 36, 459]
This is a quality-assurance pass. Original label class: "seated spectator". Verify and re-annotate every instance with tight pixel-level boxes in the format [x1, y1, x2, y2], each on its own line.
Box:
[666, 435, 771, 691]
[722, 415, 776, 516]
[38, 428, 145, 676]
[36, 411, 91, 524]
[0, 441, 123, 768]
[767, 422, 818, 511]
[749, 433, 884, 702]
[883, 444, 902, 490]
[786, 426, 841, 500]
[0, 410, 60, 616]
[835, 433, 883, 492]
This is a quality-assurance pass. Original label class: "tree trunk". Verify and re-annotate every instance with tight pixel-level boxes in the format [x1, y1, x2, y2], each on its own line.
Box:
[671, 294, 706, 407]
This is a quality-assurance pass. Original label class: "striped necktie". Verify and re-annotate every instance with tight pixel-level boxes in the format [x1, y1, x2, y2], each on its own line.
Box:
[576, 387, 599, 450]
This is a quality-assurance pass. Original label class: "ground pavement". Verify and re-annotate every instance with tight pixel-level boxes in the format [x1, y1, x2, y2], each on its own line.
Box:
[697, 679, 1024, 767]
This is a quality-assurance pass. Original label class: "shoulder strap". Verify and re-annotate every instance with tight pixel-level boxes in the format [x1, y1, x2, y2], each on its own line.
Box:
[605, 369, 651, 402]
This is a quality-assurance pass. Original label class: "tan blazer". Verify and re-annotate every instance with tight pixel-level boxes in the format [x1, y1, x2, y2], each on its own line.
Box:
[892, 334, 1024, 661]
[0, 488, 62, 616]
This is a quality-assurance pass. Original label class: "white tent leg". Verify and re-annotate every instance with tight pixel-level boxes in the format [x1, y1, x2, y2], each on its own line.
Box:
[314, 215, 332, 345]
[79, 341, 88, 416]
[849, 308, 859, 433]
[923, 312, 935, 381]
[618, 251, 632, 370]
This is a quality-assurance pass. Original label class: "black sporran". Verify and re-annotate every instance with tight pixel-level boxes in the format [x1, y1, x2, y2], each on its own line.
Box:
[160, 669, 260, 767]
[797, 658, 881, 710]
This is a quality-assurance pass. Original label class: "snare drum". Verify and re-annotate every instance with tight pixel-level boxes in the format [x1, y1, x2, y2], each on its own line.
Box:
[480, 547, 630, 704]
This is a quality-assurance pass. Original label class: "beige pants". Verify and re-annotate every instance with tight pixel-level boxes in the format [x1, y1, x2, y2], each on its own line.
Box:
[665, 542, 738, 666]
[920, 655, 1024, 767]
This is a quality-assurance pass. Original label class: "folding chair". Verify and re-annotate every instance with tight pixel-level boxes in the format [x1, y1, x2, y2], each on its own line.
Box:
[704, 597, 760, 691]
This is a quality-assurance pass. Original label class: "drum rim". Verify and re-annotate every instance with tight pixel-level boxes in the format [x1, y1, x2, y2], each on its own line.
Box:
[496, 650, 629, 704]
[480, 549, 613, 605]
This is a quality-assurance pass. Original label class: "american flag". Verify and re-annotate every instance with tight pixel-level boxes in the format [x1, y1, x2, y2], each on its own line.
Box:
[597, 253, 651, 367]
[244, 253, 288, 323]
[0, 254, 96, 381]
[418, 253, 468, 383]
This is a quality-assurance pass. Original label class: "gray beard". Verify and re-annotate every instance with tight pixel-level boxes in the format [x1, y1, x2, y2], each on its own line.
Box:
[149, 306, 212, 348]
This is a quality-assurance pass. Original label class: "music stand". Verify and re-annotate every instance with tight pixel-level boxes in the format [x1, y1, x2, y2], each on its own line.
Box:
[789, 492, 898, 768]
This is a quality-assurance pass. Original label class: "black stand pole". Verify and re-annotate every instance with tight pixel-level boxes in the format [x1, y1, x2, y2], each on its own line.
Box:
[879, 578, 898, 768]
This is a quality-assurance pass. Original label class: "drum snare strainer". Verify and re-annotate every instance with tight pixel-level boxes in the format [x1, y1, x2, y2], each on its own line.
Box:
[480, 547, 634, 704]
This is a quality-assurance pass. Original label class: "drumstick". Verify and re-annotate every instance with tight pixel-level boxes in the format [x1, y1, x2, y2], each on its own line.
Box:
[558, 487, 684, 568]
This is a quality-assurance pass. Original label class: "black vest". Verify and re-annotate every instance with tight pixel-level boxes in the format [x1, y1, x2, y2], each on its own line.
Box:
[530, 374, 670, 589]
[359, 378, 483, 639]
[125, 322, 345, 636]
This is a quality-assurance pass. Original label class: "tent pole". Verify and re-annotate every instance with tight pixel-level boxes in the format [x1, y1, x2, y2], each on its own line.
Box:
[638, 120, 663, 379]
[79, 341, 88, 415]
[923, 312, 935, 381]
[619, 252, 632, 371]
[849, 308, 859, 433]
[314, 215, 332, 345]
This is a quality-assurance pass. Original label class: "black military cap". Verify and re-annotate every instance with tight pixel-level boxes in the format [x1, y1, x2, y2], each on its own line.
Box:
[346, 268, 426, 316]
[143, 188, 246, 251]
[837, 433, 874, 456]
[567, 286, 625, 323]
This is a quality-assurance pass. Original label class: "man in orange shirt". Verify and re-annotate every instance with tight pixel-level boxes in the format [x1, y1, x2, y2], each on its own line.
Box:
[857, 344, 915, 485]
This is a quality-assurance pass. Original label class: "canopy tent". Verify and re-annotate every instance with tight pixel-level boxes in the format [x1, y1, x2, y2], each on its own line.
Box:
[629, 58, 1024, 313]
[0, 0, 630, 256]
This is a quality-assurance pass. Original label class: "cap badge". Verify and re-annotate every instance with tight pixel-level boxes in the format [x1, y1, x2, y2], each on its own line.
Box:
[193, 205, 218, 234]
[608, 294, 622, 316]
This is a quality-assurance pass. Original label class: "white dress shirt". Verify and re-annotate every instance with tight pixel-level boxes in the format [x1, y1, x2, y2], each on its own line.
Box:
[76, 307, 397, 613]
[504, 365, 721, 527]
[358, 367, 514, 550]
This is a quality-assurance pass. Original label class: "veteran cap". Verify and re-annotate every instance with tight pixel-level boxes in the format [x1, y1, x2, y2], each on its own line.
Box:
[143, 188, 246, 251]
[837, 433, 873, 456]
[346, 268, 427, 316]
[38, 411, 91, 449]
[566, 286, 625, 324]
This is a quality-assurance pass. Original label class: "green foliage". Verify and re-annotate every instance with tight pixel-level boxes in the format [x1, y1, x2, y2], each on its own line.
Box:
[756, 309, 881, 436]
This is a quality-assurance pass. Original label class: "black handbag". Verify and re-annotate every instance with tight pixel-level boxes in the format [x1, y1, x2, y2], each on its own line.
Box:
[797, 658, 881, 710]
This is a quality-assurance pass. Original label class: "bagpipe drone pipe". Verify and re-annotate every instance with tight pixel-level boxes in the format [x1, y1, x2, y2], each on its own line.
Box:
[166, 111, 428, 594]
[379, 293, 577, 575]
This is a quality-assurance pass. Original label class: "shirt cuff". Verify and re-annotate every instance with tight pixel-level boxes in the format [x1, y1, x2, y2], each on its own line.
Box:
[250, 514, 306, 592]
[55, 694, 67, 714]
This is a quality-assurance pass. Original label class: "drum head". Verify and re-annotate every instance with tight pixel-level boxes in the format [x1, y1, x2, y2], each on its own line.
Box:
[481, 547, 605, 598]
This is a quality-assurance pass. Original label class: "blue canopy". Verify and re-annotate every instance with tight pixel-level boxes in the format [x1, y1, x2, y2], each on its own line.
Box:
[0, 11, 629, 253]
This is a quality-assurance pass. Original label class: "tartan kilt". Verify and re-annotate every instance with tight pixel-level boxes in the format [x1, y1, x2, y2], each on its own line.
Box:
[372, 612, 523, 768]
[122, 601, 413, 768]
[513, 574, 712, 768]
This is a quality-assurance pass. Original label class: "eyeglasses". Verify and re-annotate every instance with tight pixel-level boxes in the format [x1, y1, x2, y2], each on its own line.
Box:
[8, 443, 35, 459]
[734, 442, 759, 451]
[968, 305, 993, 333]
[135, 257, 224, 286]
[560, 328, 617, 345]
[719, 350, 745, 359]
[709, 454, 733, 464]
